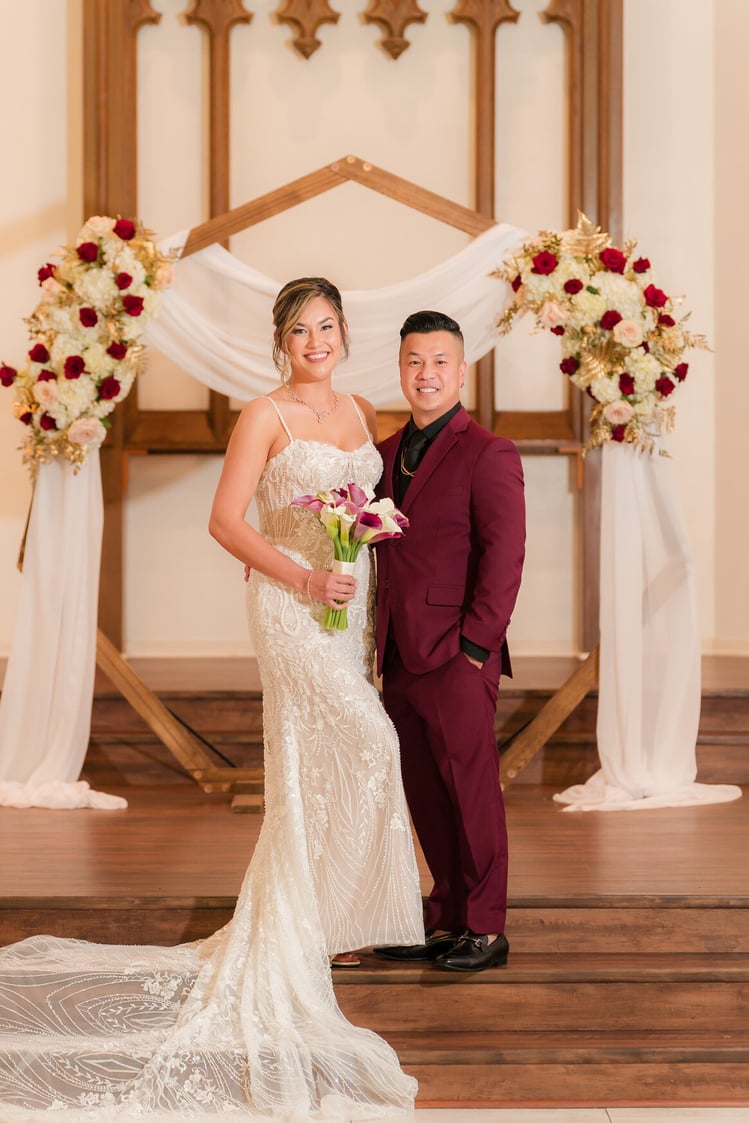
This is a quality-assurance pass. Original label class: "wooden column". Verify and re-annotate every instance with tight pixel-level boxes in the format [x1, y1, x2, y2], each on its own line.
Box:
[449, 1, 520, 432]
[185, 1, 253, 444]
[83, 0, 161, 648]
[543, 0, 623, 651]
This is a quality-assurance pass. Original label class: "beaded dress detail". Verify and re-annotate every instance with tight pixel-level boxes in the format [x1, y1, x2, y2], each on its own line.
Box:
[0, 399, 424, 1122]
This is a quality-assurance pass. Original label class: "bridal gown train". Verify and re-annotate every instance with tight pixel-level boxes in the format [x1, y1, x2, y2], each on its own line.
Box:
[0, 400, 425, 1122]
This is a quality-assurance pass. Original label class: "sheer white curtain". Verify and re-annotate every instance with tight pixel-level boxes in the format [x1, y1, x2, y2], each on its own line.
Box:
[554, 441, 741, 811]
[0, 454, 126, 809]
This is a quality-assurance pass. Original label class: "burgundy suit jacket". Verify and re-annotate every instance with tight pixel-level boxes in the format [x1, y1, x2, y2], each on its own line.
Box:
[375, 409, 525, 678]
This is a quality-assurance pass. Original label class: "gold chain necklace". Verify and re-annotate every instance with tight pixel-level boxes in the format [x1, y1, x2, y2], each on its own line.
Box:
[286, 384, 339, 424]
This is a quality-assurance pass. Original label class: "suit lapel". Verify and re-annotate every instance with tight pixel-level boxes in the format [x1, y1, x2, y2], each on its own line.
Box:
[400, 409, 471, 512]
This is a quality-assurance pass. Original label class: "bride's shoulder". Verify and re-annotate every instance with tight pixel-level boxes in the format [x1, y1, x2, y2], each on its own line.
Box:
[351, 394, 377, 441]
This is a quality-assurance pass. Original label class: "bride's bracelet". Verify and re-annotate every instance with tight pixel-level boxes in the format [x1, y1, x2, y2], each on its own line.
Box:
[305, 569, 314, 601]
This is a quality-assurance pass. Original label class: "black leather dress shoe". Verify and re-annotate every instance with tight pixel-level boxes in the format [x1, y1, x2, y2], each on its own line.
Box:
[434, 931, 509, 972]
[372, 931, 462, 961]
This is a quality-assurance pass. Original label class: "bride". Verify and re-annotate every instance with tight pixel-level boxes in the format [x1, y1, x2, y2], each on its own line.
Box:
[0, 277, 425, 1121]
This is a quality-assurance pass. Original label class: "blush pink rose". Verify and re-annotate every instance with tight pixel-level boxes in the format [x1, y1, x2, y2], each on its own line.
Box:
[603, 400, 635, 426]
[612, 319, 644, 348]
[539, 300, 566, 329]
[68, 417, 106, 445]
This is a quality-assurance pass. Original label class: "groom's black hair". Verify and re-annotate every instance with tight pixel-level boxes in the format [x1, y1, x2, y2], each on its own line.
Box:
[399, 310, 463, 343]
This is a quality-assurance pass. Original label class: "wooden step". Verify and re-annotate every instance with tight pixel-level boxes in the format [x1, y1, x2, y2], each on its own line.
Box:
[334, 954, 749, 1033]
[395, 1028, 749, 1103]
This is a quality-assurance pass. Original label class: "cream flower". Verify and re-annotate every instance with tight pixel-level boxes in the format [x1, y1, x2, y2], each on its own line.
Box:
[612, 319, 644, 348]
[603, 400, 635, 425]
[68, 417, 107, 446]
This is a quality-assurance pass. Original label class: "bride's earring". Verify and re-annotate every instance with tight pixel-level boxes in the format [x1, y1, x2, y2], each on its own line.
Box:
[281, 355, 291, 385]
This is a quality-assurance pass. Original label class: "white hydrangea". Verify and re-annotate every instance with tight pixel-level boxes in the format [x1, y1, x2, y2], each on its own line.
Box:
[82, 341, 115, 376]
[628, 352, 660, 394]
[566, 290, 607, 329]
[589, 375, 621, 404]
[595, 272, 644, 320]
[57, 376, 97, 416]
[74, 267, 120, 311]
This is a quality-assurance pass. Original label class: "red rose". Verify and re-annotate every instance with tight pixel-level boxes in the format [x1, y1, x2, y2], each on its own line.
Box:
[122, 294, 144, 317]
[658, 314, 675, 327]
[600, 310, 623, 330]
[619, 372, 635, 395]
[632, 257, 651, 273]
[531, 251, 558, 275]
[655, 375, 676, 398]
[0, 364, 17, 387]
[551, 325, 565, 335]
[29, 343, 50, 364]
[560, 357, 580, 375]
[644, 283, 668, 308]
[564, 279, 583, 294]
[113, 218, 136, 241]
[20, 410, 33, 425]
[64, 355, 85, 379]
[674, 362, 689, 382]
[599, 247, 627, 273]
[99, 375, 121, 400]
[77, 241, 99, 263]
[79, 307, 98, 328]
[641, 341, 650, 353]
[107, 341, 128, 360]
[36, 369, 57, 382]
[37, 263, 56, 284]
[115, 272, 133, 290]
[511, 274, 522, 292]
[610, 425, 626, 442]
[39, 412, 58, 431]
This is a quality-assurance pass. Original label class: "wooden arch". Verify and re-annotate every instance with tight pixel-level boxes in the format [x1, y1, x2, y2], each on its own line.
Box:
[95, 154, 599, 800]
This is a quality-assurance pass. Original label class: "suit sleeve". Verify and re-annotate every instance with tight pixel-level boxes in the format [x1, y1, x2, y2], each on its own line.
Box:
[461, 439, 526, 654]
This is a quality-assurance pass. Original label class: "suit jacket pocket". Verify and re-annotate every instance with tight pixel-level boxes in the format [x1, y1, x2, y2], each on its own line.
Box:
[426, 584, 465, 607]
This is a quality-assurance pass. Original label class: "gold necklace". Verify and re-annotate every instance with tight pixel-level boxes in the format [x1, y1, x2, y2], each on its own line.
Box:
[286, 384, 339, 424]
[399, 447, 417, 478]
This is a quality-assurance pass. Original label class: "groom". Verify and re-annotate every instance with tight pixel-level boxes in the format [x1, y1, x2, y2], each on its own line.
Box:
[373, 310, 525, 972]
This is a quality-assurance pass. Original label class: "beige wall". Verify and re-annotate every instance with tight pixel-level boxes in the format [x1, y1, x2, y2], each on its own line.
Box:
[714, 0, 749, 654]
[0, 0, 744, 660]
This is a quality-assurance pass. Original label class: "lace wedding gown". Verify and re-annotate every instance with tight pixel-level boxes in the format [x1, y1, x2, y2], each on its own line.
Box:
[0, 403, 425, 1122]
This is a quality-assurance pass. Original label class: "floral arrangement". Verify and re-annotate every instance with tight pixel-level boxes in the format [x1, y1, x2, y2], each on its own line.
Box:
[495, 213, 708, 453]
[292, 483, 409, 630]
[0, 216, 173, 474]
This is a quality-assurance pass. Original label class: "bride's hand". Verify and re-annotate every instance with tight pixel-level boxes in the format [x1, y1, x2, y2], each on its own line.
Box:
[308, 568, 356, 609]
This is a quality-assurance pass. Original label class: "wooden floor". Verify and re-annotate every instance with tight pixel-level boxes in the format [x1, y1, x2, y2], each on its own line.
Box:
[1, 664, 748, 1106]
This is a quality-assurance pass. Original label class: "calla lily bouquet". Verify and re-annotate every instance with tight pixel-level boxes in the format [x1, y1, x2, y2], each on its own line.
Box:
[292, 482, 409, 630]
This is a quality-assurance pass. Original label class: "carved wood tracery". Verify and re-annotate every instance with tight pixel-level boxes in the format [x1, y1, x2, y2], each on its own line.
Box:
[362, 0, 427, 59]
[274, 0, 340, 58]
[83, 0, 622, 655]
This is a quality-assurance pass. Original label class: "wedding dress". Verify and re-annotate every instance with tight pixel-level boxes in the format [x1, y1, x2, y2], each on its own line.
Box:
[0, 398, 425, 1122]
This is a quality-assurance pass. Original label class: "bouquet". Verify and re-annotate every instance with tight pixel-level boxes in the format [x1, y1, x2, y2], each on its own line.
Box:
[292, 482, 409, 630]
[0, 215, 173, 475]
[494, 213, 708, 453]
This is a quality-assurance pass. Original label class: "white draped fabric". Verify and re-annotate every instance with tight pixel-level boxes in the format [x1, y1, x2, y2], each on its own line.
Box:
[0, 223, 526, 808]
[0, 219, 740, 813]
[554, 441, 741, 811]
[0, 453, 126, 809]
[145, 223, 527, 406]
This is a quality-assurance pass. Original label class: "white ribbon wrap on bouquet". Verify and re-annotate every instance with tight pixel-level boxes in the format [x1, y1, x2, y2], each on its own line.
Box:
[0, 454, 126, 809]
[554, 441, 741, 812]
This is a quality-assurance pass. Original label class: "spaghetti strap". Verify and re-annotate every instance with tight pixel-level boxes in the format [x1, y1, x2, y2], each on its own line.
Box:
[348, 395, 372, 442]
[265, 396, 294, 441]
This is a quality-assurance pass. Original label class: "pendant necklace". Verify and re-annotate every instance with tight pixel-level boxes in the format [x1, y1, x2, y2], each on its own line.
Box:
[286, 383, 339, 424]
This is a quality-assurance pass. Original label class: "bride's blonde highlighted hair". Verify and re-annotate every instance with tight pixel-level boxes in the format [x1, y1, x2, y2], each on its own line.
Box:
[272, 277, 350, 372]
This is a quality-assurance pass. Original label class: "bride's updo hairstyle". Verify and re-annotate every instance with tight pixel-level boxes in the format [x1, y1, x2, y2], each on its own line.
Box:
[272, 277, 350, 372]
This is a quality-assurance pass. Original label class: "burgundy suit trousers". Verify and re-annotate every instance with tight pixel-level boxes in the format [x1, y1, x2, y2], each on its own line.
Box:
[382, 646, 508, 936]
